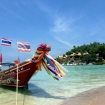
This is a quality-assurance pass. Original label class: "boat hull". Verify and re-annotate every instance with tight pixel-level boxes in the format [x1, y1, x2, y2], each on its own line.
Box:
[0, 61, 38, 87]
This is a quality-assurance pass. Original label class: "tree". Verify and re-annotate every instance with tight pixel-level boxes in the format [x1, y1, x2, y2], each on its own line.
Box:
[56, 42, 105, 65]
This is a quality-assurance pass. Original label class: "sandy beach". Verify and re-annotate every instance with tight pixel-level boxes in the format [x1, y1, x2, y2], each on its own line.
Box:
[61, 86, 105, 105]
[0, 86, 105, 105]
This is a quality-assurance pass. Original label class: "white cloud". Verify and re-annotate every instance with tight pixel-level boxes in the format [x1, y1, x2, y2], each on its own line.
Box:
[51, 16, 76, 34]
[55, 37, 72, 47]
[51, 17, 70, 33]
[49, 15, 79, 46]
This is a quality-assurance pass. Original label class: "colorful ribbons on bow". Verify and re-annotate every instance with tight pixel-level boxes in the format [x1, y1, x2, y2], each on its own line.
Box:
[32, 43, 67, 80]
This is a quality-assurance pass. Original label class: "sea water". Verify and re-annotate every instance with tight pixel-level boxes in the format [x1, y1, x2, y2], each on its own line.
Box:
[0, 65, 105, 105]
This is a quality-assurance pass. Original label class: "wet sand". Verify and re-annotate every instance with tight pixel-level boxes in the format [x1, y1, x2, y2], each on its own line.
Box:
[61, 86, 105, 105]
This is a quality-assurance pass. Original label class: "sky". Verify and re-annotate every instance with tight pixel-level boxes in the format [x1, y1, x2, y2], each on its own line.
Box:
[0, 0, 105, 62]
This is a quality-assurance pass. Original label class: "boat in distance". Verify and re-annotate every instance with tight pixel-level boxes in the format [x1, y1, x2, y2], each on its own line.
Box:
[0, 43, 67, 88]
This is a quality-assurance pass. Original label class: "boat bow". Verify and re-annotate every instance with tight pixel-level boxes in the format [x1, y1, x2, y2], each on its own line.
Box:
[0, 43, 67, 87]
[31, 43, 67, 80]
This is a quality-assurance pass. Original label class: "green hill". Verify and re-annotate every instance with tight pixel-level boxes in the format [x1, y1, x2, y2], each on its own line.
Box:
[56, 42, 105, 65]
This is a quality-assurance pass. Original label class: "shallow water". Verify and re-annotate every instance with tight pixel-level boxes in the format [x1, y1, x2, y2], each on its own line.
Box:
[0, 65, 105, 105]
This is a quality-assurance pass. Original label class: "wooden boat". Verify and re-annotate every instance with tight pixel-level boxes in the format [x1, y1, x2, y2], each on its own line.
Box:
[0, 44, 66, 88]
[0, 61, 38, 87]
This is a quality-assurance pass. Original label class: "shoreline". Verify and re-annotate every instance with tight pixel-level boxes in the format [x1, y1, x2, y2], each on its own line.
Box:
[0, 85, 105, 105]
[60, 86, 105, 105]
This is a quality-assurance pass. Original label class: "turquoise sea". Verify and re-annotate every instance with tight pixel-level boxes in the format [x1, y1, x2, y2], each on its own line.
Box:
[0, 65, 105, 105]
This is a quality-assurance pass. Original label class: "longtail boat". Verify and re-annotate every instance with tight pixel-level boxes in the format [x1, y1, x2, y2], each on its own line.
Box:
[0, 43, 67, 88]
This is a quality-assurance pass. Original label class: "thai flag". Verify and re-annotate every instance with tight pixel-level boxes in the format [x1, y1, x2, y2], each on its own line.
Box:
[1, 38, 12, 46]
[17, 41, 31, 52]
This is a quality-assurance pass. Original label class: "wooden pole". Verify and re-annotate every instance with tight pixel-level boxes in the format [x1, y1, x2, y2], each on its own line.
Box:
[14, 60, 19, 105]
[16, 63, 18, 105]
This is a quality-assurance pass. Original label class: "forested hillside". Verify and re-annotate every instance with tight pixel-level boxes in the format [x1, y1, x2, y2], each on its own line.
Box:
[56, 42, 105, 65]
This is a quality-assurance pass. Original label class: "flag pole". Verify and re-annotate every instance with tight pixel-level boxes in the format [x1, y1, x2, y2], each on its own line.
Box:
[17, 41, 20, 63]
[0, 38, 2, 64]
[14, 60, 19, 105]
[0, 37, 2, 81]
[0, 37, 12, 63]
[16, 63, 18, 105]
[18, 51, 20, 63]
[15, 41, 20, 105]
